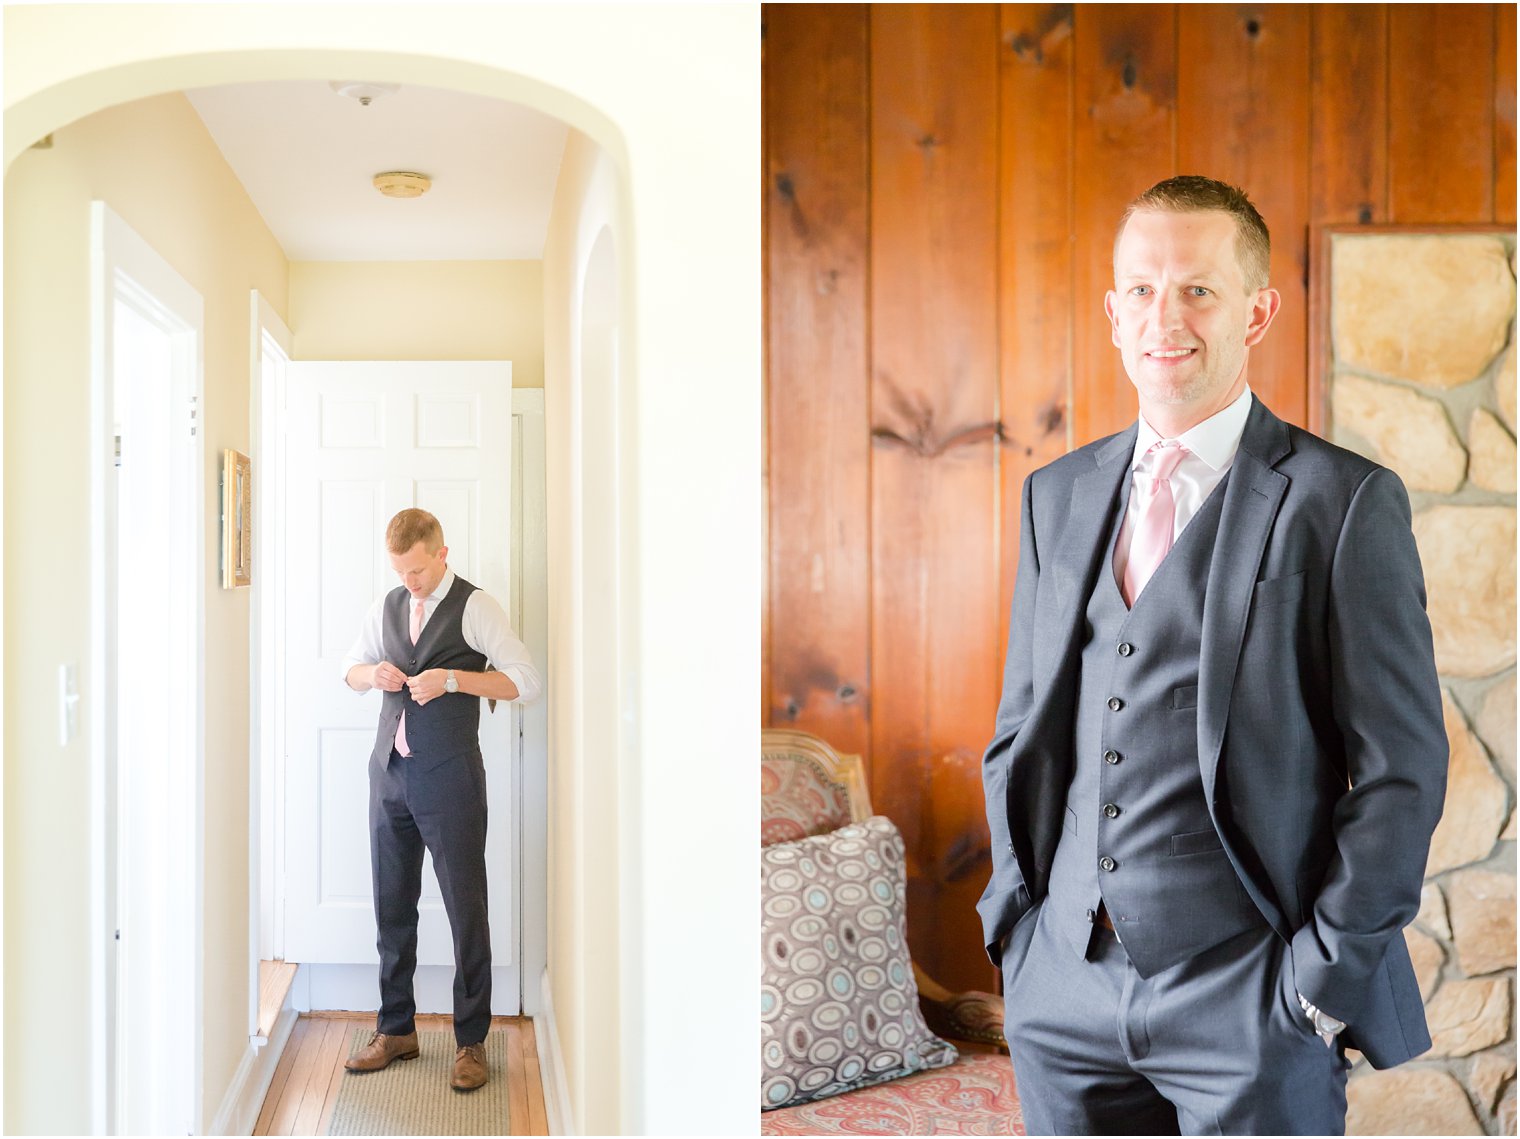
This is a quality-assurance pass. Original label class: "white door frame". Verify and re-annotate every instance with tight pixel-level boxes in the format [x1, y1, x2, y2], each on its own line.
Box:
[251, 356, 548, 1016]
[249, 291, 293, 1045]
[89, 200, 206, 1136]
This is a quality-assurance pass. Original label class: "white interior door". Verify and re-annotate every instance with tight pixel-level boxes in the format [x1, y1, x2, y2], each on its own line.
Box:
[90, 201, 205, 1137]
[282, 361, 518, 1010]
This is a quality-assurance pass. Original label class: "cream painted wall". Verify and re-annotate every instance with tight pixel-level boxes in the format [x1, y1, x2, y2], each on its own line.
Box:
[289, 260, 544, 381]
[542, 129, 623, 1135]
[3, 93, 289, 1134]
[5, 6, 758, 1135]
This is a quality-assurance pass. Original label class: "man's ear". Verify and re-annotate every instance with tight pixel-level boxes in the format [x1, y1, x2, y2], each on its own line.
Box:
[1105, 290, 1120, 348]
[1243, 288, 1281, 348]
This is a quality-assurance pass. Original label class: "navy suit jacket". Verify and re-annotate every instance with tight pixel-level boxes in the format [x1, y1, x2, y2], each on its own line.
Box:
[978, 395, 1447, 1069]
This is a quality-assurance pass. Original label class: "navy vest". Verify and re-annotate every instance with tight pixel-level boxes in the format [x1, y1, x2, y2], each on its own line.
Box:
[1045, 470, 1266, 976]
[369, 574, 489, 768]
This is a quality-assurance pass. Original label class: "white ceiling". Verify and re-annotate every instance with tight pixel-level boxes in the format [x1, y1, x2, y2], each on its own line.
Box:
[184, 80, 569, 262]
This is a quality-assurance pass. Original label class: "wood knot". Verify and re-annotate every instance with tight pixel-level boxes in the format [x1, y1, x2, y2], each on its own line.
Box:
[1121, 55, 1137, 90]
[1006, 32, 1041, 63]
[1039, 403, 1065, 436]
[1244, 17, 1262, 38]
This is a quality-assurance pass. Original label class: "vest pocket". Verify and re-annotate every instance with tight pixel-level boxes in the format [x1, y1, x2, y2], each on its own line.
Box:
[1170, 828, 1223, 857]
[1172, 684, 1198, 710]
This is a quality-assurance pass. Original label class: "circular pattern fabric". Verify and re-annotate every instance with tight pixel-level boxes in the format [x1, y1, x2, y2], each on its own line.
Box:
[761, 816, 958, 1111]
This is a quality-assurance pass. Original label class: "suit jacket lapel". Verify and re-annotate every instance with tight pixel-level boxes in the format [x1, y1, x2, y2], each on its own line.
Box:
[1050, 425, 1136, 621]
[1197, 396, 1291, 808]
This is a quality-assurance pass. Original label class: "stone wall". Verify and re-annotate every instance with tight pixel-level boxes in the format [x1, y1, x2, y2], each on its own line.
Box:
[1330, 233, 1517, 1136]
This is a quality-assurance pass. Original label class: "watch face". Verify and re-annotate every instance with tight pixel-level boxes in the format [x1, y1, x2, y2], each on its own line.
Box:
[445, 672, 458, 693]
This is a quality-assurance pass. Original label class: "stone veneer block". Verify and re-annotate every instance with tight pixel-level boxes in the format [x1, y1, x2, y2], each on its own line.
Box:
[1404, 924, 1444, 1000]
[1477, 672, 1516, 786]
[1334, 235, 1514, 388]
[1331, 374, 1467, 492]
[1470, 1049, 1516, 1112]
[1425, 977, 1511, 1057]
[1427, 691, 1509, 877]
[1346, 1068, 1482, 1135]
[1499, 1080, 1517, 1136]
[1504, 812, 1516, 842]
[1445, 869, 1517, 977]
[1413, 507, 1518, 678]
[1469, 408, 1517, 493]
[1498, 340, 1516, 433]
[1418, 881, 1453, 941]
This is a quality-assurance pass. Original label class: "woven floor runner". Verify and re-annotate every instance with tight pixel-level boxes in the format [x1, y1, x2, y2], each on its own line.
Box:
[327, 1030, 510, 1136]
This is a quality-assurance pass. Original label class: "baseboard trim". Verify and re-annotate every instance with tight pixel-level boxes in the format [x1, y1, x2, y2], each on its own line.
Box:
[210, 1006, 297, 1135]
[535, 969, 576, 1136]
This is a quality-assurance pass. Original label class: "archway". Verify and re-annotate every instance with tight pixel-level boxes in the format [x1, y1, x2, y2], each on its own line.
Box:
[5, 35, 639, 1138]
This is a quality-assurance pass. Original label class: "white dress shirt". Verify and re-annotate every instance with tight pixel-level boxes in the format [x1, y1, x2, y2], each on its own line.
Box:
[1112, 384, 1254, 588]
[341, 568, 542, 703]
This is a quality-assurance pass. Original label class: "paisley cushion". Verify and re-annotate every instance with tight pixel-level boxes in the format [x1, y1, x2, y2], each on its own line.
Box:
[760, 1051, 1024, 1135]
[761, 753, 854, 846]
[761, 816, 958, 1110]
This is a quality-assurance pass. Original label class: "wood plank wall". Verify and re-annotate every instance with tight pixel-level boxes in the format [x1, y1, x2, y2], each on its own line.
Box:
[764, 2, 1516, 994]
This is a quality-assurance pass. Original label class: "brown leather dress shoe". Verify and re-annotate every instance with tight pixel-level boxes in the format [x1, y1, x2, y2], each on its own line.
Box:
[451, 1042, 488, 1091]
[344, 1030, 420, 1072]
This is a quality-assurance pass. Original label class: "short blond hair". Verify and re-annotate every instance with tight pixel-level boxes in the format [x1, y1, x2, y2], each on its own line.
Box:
[1116, 175, 1272, 291]
[386, 508, 444, 555]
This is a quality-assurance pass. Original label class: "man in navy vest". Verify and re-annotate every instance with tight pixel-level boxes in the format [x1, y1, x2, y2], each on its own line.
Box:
[340, 508, 541, 1091]
[979, 177, 1447, 1134]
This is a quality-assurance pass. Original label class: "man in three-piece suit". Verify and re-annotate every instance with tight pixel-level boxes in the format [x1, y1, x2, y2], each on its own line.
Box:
[979, 176, 1447, 1135]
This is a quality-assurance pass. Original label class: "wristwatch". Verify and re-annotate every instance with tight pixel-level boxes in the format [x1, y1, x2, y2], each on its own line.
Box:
[1297, 993, 1346, 1047]
[444, 669, 459, 694]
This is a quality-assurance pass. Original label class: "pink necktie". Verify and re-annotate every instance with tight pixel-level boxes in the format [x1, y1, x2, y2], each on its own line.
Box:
[1122, 442, 1189, 607]
[394, 599, 426, 757]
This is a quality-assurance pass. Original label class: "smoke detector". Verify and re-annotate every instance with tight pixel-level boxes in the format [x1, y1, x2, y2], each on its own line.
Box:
[373, 171, 432, 199]
[330, 81, 400, 107]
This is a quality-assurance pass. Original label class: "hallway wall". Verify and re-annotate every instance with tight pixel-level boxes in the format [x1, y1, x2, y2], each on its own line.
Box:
[290, 260, 545, 382]
[3, 91, 289, 1134]
[543, 129, 624, 1135]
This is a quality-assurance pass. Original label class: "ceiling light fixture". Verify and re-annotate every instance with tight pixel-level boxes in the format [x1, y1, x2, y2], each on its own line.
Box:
[373, 171, 432, 199]
[329, 80, 400, 107]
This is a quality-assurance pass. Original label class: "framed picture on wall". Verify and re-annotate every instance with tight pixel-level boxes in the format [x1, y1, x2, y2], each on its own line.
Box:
[221, 448, 253, 588]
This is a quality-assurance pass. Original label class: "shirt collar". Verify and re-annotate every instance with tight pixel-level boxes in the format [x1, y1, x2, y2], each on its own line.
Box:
[425, 567, 456, 604]
[1132, 384, 1254, 472]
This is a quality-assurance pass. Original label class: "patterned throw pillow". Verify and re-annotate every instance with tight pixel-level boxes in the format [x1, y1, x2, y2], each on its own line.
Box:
[761, 816, 958, 1111]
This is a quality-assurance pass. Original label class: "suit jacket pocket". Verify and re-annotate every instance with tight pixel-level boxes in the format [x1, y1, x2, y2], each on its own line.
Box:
[1171, 828, 1223, 857]
[1251, 570, 1305, 608]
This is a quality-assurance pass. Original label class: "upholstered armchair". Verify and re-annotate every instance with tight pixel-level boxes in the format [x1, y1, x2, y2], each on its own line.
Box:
[761, 728, 1022, 1135]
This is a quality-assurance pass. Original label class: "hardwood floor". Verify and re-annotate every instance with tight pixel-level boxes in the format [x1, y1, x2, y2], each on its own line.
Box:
[254, 1013, 549, 1136]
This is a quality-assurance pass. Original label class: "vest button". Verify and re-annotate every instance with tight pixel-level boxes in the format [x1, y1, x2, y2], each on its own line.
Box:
[1108, 697, 1124, 712]
[1117, 642, 1133, 656]
[1085, 908, 1095, 921]
[1103, 803, 1120, 818]
[1099, 856, 1116, 872]
[1104, 749, 1121, 764]
[1007, 841, 1015, 854]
